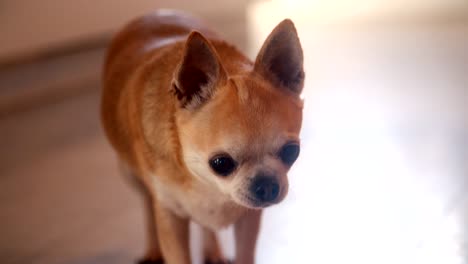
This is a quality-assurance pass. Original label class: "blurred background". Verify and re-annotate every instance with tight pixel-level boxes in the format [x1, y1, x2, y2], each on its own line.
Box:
[1, 0, 467, 264]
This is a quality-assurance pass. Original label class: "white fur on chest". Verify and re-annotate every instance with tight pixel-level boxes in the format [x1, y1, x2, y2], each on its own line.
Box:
[151, 175, 245, 230]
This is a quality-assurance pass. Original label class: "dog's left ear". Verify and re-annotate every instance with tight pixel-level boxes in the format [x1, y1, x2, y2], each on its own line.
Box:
[173, 31, 227, 109]
[254, 19, 304, 95]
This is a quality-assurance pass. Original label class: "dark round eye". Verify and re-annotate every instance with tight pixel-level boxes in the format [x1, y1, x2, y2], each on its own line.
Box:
[209, 154, 237, 176]
[278, 143, 300, 165]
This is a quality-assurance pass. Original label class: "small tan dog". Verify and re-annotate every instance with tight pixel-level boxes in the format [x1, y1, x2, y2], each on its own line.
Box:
[101, 9, 304, 264]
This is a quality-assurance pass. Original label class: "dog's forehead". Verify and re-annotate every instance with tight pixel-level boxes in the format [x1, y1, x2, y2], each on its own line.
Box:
[208, 75, 303, 155]
[231, 75, 303, 129]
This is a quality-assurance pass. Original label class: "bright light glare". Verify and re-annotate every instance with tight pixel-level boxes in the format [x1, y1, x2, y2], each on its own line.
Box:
[248, 1, 467, 263]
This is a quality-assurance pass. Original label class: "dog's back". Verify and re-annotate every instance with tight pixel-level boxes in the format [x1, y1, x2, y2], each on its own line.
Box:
[104, 10, 218, 79]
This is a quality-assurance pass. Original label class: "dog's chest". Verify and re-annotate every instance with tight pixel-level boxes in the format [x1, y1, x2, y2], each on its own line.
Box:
[152, 178, 245, 230]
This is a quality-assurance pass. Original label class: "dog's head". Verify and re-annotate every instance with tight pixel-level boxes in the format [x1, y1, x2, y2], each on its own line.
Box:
[173, 19, 304, 209]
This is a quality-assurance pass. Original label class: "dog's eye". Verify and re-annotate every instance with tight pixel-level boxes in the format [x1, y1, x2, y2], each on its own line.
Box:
[209, 154, 237, 176]
[278, 143, 300, 166]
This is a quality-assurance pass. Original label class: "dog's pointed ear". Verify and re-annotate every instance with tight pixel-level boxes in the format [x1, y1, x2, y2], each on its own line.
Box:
[172, 31, 227, 109]
[254, 19, 304, 94]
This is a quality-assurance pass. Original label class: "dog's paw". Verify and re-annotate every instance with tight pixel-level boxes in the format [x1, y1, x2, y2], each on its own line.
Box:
[204, 259, 233, 264]
[137, 257, 164, 264]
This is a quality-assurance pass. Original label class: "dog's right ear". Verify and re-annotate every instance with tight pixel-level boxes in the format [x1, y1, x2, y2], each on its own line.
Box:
[172, 31, 227, 109]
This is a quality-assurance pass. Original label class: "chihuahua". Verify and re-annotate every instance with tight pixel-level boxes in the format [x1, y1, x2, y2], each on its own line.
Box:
[101, 9, 304, 264]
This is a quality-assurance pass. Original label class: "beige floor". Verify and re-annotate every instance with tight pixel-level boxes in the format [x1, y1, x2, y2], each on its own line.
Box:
[1, 18, 468, 264]
[0, 90, 145, 264]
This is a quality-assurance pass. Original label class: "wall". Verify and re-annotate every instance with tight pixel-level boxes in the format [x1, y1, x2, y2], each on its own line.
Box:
[0, 0, 249, 62]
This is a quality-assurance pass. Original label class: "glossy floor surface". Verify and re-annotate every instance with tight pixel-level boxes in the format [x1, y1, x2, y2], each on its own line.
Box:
[1, 16, 467, 264]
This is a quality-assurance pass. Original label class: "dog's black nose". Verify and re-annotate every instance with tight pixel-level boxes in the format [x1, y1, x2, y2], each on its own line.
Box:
[251, 176, 280, 203]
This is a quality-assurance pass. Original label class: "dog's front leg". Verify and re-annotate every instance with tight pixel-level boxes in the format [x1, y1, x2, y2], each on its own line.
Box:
[154, 200, 191, 264]
[234, 209, 262, 264]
